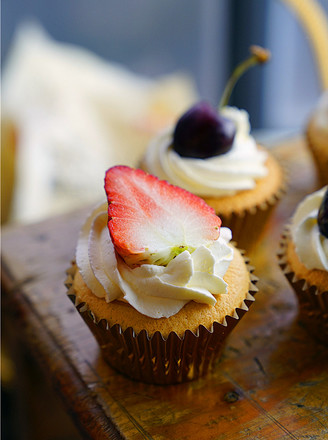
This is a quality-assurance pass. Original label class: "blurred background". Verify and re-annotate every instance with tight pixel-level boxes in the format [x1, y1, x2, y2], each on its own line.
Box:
[2, 0, 328, 130]
[2, 0, 328, 226]
[1, 0, 328, 439]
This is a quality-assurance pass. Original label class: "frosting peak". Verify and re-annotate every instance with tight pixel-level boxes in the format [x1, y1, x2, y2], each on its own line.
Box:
[76, 203, 234, 318]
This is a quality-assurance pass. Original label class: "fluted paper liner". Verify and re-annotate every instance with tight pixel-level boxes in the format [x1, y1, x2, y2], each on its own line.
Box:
[65, 258, 258, 384]
[278, 228, 328, 344]
[216, 157, 288, 253]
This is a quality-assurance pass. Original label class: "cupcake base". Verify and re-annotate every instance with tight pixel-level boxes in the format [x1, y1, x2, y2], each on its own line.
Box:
[306, 117, 328, 187]
[65, 260, 258, 385]
[204, 152, 286, 252]
[278, 229, 328, 345]
[217, 200, 277, 253]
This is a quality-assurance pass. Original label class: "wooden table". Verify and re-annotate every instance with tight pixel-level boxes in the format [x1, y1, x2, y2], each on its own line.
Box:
[2, 137, 328, 440]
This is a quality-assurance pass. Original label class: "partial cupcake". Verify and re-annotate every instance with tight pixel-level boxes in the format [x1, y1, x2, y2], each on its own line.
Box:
[66, 166, 258, 384]
[306, 90, 328, 187]
[140, 47, 285, 252]
[278, 186, 328, 344]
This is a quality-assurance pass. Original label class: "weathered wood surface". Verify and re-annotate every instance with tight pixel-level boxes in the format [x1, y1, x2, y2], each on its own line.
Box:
[2, 136, 328, 440]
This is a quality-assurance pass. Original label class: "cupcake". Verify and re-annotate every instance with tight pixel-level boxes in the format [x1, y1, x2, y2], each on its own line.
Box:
[66, 166, 258, 384]
[278, 186, 328, 343]
[140, 47, 285, 252]
[306, 90, 328, 187]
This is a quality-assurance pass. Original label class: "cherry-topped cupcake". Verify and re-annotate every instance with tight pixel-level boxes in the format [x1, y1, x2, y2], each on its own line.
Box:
[141, 46, 286, 252]
[66, 166, 258, 384]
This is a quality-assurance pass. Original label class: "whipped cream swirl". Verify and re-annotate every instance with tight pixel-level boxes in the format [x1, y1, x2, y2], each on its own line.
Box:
[76, 203, 234, 318]
[291, 186, 328, 271]
[142, 106, 268, 197]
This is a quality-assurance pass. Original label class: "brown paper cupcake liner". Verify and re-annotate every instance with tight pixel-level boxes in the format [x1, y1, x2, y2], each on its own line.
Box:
[65, 258, 258, 385]
[220, 165, 288, 253]
[278, 228, 328, 344]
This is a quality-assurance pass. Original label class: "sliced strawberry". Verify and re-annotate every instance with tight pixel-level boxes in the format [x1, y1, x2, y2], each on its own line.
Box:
[104, 166, 221, 266]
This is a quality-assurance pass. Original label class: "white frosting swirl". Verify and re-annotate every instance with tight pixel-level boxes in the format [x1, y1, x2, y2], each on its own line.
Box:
[291, 186, 328, 271]
[76, 203, 234, 318]
[142, 106, 268, 197]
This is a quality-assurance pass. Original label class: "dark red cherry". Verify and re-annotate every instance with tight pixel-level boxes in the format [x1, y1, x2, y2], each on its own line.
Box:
[318, 188, 328, 238]
[172, 102, 236, 159]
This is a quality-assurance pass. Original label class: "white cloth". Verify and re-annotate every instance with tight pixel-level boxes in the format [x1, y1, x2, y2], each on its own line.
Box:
[2, 23, 197, 222]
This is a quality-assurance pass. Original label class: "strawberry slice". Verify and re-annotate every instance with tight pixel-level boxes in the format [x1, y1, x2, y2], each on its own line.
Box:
[104, 166, 221, 266]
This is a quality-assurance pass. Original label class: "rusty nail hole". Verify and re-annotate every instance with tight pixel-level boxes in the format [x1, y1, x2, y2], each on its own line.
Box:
[224, 390, 240, 403]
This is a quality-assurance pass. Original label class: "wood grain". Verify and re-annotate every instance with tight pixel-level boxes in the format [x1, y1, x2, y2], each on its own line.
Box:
[2, 136, 328, 440]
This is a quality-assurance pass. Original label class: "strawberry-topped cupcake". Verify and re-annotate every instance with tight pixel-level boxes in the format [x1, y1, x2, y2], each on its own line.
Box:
[278, 186, 328, 343]
[141, 47, 285, 252]
[66, 166, 258, 384]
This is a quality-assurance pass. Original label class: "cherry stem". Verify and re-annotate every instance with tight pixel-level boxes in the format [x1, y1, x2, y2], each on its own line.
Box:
[219, 45, 271, 109]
